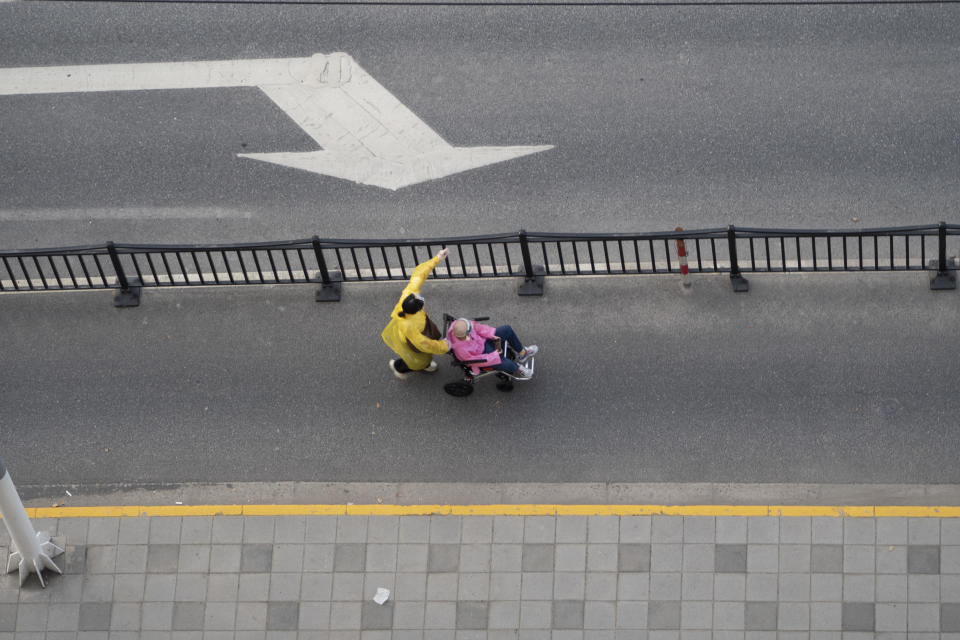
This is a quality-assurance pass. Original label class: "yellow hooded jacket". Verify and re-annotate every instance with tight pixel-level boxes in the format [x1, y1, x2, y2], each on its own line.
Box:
[381, 256, 450, 370]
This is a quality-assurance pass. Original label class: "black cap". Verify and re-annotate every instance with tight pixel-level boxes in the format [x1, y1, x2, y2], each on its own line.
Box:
[401, 293, 424, 315]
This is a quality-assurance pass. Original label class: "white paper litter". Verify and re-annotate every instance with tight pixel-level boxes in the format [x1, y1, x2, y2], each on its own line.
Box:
[373, 587, 390, 605]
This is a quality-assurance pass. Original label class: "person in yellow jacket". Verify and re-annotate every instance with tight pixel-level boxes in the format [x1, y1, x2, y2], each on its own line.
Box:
[382, 248, 451, 379]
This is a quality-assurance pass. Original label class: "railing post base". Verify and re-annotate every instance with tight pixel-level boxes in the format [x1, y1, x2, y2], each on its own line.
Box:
[315, 270, 342, 302]
[113, 283, 141, 308]
[518, 265, 545, 296]
[929, 258, 956, 290]
[730, 274, 749, 292]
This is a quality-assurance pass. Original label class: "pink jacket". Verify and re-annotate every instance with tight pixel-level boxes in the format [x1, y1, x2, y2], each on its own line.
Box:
[446, 321, 502, 374]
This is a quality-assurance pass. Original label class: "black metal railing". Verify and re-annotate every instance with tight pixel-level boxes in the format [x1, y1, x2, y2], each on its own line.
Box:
[2, 223, 957, 306]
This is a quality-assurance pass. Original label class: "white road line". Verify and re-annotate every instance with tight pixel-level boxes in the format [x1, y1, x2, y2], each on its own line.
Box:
[0, 208, 254, 221]
[0, 53, 554, 190]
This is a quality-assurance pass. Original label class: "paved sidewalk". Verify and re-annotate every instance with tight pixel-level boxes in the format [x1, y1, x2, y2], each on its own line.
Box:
[3, 510, 960, 638]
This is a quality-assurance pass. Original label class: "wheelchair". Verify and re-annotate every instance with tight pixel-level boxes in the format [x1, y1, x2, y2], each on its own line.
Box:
[442, 313, 536, 397]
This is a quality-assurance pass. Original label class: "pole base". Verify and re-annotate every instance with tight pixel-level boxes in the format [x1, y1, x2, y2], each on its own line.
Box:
[113, 285, 141, 308]
[314, 270, 342, 302]
[5, 532, 64, 588]
[730, 274, 749, 292]
[518, 265, 545, 296]
[929, 258, 957, 290]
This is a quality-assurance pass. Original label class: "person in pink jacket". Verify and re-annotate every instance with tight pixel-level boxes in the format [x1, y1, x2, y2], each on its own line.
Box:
[446, 318, 538, 378]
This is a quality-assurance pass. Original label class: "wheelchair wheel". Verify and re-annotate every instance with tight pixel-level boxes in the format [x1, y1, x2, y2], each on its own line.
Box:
[444, 381, 474, 397]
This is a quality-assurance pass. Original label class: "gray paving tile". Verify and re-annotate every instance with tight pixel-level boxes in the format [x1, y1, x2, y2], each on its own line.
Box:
[461, 517, 493, 544]
[585, 573, 616, 601]
[150, 518, 182, 544]
[943, 603, 960, 632]
[877, 519, 908, 545]
[909, 518, 940, 545]
[944, 546, 960, 573]
[235, 601, 268, 630]
[747, 519, 778, 544]
[811, 545, 843, 573]
[303, 543, 336, 572]
[779, 518, 811, 544]
[843, 574, 875, 602]
[144, 573, 177, 601]
[491, 572, 522, 600]
[492, 544, 523, 572]
[843, 520, 875, 545]
[140, 601, 174, 631]
[777, 602, 809, 630]
[329, 602, 362, 630]
[332, 572, 363, 600]
[587, 545, 618, 572]
[266, 602, 299, 631]
[272, 544, 305, 573]
[747, 545, 777, 573]
[682, 518, 715, 544]
[523, 544, 555, 572]
[877, 545, 907, 573]
[616, 600, 647, 629]
[680, 600, 712, 630]
[682, 544, 714, 573]
[647, 601, 680, 630]
[713, 573, 745, 600]
[88, 518, 120, 546]
[174, 573, 208, 601]
[211, 516, 245, 544]
[113, 573, 145, 601]
[392, 601, 424, 629]
[521, 573, 553, 600]
[238, 573, 271, 601]
[908, 574, 940, 602]
[905, 545, 939, 574]
[206, 573, 239, 601]
[615, 544, 649, 572]
[488, 601, 520, 629]
[456, 602, 488, 630]
[203, 601, 236, 630]
[427, 573, 459, 600]
[588, 517, 619, 543]
[147, 544, 181, 573]
[115, 545, 148, 574]
[809, 601, 841, 631]
[779, 545, 810, 573]
[552, 572, 584, 600]
[715, 544, 747, 573]
[269, 572, 302, 601]
[430, 517, 461, 544]
[85, 546, 117, 573]
[359, 601, 393, 630]
[584, 601, 614, 629]
[778, 573, 810, 602]
[16, 602, 47, 632]
[244, 518, 277, 544]
[842, 602, 875, 631]
[555, 545, 586, 572]
[744, 602, 777, 630]
[552, 601, 583, 629]
[179, 518, 212, 544]
[519, 602, 552, 629]
[64, 544, 86, 574]
[524, 517, 556, 544]
[81, 575, 115, 602]
[844, 545, 875, 573]
[716, 517, 747, 544]
[393, 572, 426, 601]
[876, 574, 907, 602]
[908, 602, 940, 632]
[944, 574, 960, 600]
[424, 602, 457, 629]
[649, 573, 680, 601]
[45, 603, 80, 632]
[459, 544, 490, 572]
[459, 573, 490, 600]
[172, 602, 205, 631]
[334, 543, 365, 572]
[681, 573, 713, 600]
[620, 517, 651, 544]
[651, 517, 682, 543]
[617, 573, 648, 601]
[875, 602, 906, 632]
[556, 517, 587, 544]
[429, 544, 460, 573]
[304, 516, 337, 543]
[398, 544, 429, 573]
[714, 601, 745, 630]
[493, 518, 524, 544]
[650, 544, 681, 572]
[812, 518, 843, 544]
[0, 604, 16, 632]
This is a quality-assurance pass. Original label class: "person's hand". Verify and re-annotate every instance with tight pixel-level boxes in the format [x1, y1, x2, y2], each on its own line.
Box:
[436, 248, 449, 261]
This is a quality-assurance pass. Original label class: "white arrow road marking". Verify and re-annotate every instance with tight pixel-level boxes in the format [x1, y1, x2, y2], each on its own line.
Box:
[0, 53, 553, 190]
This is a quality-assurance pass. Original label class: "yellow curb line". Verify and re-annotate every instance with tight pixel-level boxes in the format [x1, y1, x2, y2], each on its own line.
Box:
[16, 504, 960, 518]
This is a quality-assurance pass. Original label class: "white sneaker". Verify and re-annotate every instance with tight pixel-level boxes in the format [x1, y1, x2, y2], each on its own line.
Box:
[424, 360, 438, 373]
[518, 345, 538, 364]
[516, 365, 533, 379]
[389, 360, 409, 380]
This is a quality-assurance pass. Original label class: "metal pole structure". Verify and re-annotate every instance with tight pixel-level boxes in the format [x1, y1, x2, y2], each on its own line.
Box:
[727, 226, 749, 292]
[675, 227, 691, 288]
[106, 241, 141, 307]
[312, 235, 342, 301]
[517, 229, 544, 296]
[0, 458, 63, 587]
[930, 221, 957, 290]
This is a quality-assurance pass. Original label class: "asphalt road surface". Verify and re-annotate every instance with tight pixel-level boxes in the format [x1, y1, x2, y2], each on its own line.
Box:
[1, 2, 958, 249]
[3, 272, 959, 489]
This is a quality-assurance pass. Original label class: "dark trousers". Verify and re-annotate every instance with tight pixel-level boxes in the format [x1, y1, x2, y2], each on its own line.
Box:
[393, 359, 412, 373]
[482, 325, 523, 374]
